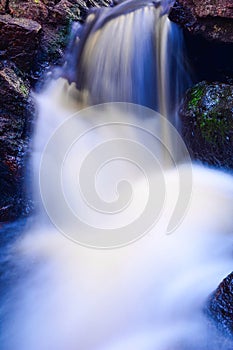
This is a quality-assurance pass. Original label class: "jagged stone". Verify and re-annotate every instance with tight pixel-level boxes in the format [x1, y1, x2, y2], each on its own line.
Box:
[170, 0, 233, 42]
[206, 272, 233, 336]
[0, 61, 33, 221]
[0, 14, 41, 72]
[180, 81, 233, 169]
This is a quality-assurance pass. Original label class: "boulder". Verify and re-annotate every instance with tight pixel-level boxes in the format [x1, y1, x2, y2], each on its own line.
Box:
[206, 272, 233, 336]
[0, 14, 41, 72]
[169, 0, 233, 42]
[0, 61, 33, 221]
[180, 81, 233, 169]
[9, 0, 49, 23]
[49, 0, 84, 25]
[48, 0, 113, 25]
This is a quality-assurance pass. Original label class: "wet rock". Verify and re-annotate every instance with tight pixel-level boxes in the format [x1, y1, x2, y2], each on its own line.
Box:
[180, 81, 233, 169]
[35, 0, 113, 79]
[0, 1, 113, 79]
[206, 272, 233, 336]
[0, 0, 114, 221]
[170, 0, 233, 43]
[49, 0, 83, 25]
[0, 62, 30, 114]
[49, 0, 113, 25]
[0, 14, 41, 72]
[0, 61, 33, 221]
[9, 0, 49, 23]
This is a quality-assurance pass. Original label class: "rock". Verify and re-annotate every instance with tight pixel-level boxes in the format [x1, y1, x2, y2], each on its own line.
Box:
[171, 0, 233, 19]
[49, 0, 113, 25]
[41, 1, 57, 6]
[36, 0, 113, 78]
[180, 81, 233, 169]
[49, 0, 83, 25]
[9, 0, 49, 23]
[0, 0, 7, 14]
[0, 61, 33, 221]
[0, 1, 114, 79]
[0, 62, 30, 113]
[0, 14, 41, 72]
[169, 0, 233, 43]
[206, 272, 233, 336]
[0, 0, 114, 221]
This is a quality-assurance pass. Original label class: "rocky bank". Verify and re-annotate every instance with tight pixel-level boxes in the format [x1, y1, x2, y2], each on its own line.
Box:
[0, 0, 113, 221]
[169, 0, 233, 43]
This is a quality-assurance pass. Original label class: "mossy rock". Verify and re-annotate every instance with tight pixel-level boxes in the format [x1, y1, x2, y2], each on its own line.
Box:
[0, 61, 33, 221]
[180, 81, 233, 169]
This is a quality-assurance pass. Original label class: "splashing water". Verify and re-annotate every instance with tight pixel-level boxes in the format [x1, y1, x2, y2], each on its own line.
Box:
[2, 164, 233, 350]
[1, 1, 233, 350]
[63, 0, 190, 163]
[65, 0, 189, 121]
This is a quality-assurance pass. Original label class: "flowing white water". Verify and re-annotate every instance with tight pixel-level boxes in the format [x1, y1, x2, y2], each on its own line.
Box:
[65, 0, 190, 121]
[64, 0, 190, 164]
[3, 162, 233, 350]
[2, 1, 233, 350]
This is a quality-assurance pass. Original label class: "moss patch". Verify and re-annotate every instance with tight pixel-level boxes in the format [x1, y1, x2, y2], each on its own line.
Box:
[180, 81, 233, 169]
[199, 113, 229, 143]
[188, 85, 204, 110]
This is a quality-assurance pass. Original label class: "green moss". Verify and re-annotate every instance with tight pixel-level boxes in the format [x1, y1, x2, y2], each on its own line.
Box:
[19, 83, 29, 97]
[188, 85, 204, 110]
[199, 113, 229, 144]
[47, 25, 70, 59]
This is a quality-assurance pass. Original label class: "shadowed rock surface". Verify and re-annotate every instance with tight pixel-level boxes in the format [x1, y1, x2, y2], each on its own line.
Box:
[169, 0, 233, 42]
[180, 81, 233, 169]
[206, 272, 233, 336]
[0, 61, 34, 220]
[0, 15, 42, 72]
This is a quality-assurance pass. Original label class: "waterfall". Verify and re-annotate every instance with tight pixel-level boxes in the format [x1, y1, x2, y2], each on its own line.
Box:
[1, 1, 233, 350]
[65, 0, 189, 122]
[62, 0, 190, 164]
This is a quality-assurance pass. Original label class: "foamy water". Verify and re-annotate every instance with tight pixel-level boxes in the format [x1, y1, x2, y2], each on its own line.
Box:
[2, 162, 233, 350]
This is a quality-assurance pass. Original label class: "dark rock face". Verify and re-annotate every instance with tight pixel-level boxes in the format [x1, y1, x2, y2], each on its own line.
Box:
[180, 81, 233, 169]
[206, 272, 233, 336]
[0, 15, 42, 72]
[169, 0, 233, 42]
[9, 1, 49, 22]
[0, 61, 33, 221]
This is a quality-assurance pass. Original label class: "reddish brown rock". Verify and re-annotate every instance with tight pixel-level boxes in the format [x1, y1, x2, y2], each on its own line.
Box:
[49, 0, 82, 25]
[176, 0, 233, 18]
[170, 0, 233, 42]
[0, 14, 41, 72]
[9, 0, 49, 23]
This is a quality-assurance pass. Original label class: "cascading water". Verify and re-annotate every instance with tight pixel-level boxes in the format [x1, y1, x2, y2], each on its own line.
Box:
[65, 0, 189, 121]
[1, 1, 233, 350]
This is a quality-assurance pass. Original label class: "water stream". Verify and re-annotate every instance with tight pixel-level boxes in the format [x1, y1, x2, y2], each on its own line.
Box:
[1, 1, 233, 349]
